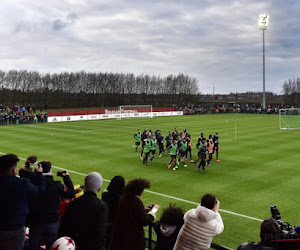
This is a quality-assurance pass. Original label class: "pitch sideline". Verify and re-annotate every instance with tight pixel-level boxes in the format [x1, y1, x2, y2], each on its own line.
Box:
[0, 152, 263, 222]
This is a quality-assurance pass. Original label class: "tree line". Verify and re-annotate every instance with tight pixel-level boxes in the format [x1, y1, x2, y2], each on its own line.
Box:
[0, 70, 199, 108]
[282, 78, 300, 106]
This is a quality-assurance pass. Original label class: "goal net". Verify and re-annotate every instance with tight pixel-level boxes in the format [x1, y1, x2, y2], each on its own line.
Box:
[279, 108, 300, 130]
[118, 105, 153, 120]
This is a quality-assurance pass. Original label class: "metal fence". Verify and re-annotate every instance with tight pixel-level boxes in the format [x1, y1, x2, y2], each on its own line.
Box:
[145, 224, 234, 250]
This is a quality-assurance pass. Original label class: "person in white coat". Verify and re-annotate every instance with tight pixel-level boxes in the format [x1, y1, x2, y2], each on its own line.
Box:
[174, 193, 224, 250]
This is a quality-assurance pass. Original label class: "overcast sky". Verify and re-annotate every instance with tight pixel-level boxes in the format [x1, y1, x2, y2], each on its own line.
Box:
[0, 0, 299, 94]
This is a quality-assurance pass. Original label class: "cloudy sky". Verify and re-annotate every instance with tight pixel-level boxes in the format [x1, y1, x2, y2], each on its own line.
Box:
[0, 0, 299, 94]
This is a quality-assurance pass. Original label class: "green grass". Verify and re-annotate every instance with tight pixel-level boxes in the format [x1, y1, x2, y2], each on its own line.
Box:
[1, 114, 300, 249]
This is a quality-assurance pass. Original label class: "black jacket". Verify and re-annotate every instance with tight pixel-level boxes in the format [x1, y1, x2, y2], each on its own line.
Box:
[30, 174, 74, 224]
[0, 173, 46, 230]
[153, 221, 183, 250]
[59, 192, 108, 250]
[101, 191, 121, 224]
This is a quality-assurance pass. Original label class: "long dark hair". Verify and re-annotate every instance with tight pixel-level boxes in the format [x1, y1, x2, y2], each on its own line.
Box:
[107, 175, 125, 195]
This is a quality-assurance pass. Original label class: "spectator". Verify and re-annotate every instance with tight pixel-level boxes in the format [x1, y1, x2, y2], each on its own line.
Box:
[109, 178, 159, 250]
[19, 155, 38, 181]
[174, 193, 224, 250]
[153, 204, 184, 250]
[237, 218, 297, 250]
[59, 184, 84, 217]
[29, 161, 74, 250]
[0, 153, 46, 250]
[59, 172, 108, 250]
[102, 175, 125, 249]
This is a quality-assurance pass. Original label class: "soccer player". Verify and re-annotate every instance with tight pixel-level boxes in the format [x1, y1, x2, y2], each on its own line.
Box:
[192, 137, 205, 167]
[150, 136, 157, 163]
[196, 137, 203, 151]
[167, 140, 178, 171]
[140, 129, 148, 160]
[172, 128, 179, 141]
[142, 137, 151, 166]
[134, 129, 141, 152]
[186, 133, 193, 162]
[179, 129, 187, 138]
[165, 131, 172, 153]
[177, 138, 188, 167]
[213, 132, 220, 162]
[155, 127, 161, 139]
[197, 132, 204, 144]
[158, 133, 164, 157]
[207, 135, 214, 166]
[197, 141, 208, 174]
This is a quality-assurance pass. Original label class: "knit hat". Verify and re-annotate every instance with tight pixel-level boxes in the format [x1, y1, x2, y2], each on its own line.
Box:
[85, 172, 103, 192]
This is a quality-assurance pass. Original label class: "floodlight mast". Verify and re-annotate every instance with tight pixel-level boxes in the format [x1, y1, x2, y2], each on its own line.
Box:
[258, 14, 270, 111]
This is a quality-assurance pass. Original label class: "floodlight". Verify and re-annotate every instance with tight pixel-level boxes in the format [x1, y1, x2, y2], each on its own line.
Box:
[258, 14, 270, 30]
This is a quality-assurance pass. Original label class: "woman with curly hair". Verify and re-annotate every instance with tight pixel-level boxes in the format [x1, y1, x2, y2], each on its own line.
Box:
[109, 178, 159, 250]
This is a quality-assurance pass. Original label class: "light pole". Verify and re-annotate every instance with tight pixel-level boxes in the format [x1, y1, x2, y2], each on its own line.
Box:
[258, 14, 270, 110]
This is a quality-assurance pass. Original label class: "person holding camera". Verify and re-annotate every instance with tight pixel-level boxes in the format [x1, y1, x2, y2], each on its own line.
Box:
[174, 193, 224, 250]
[28, 161, 74, 250]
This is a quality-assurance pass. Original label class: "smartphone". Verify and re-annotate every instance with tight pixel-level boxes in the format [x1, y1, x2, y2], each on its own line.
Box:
[151, 205, 159, 214]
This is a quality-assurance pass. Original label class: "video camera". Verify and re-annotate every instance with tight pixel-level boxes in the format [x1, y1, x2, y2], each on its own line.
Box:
[270, 205, 295, 235]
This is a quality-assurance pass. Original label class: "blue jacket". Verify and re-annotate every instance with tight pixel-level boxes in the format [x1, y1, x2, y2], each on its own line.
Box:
[0, 173, 46, 230]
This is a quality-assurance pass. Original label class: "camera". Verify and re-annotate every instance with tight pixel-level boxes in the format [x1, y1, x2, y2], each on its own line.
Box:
[270, 205, 295, 235]
[57, 171, 67, 177]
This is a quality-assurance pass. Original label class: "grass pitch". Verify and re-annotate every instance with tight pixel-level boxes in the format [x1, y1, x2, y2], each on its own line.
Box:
[1, 114, 300, 249]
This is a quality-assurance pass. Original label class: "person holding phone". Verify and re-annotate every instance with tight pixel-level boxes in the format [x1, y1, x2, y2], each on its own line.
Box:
[19, 155, 38, 181]
[109, 178, 160, 250]
[174, 193, 224, 250]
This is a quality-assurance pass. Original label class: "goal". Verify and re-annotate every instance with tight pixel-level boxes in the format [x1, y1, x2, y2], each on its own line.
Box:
[279, 108, 300, 130]
[118, 105, 153, 120]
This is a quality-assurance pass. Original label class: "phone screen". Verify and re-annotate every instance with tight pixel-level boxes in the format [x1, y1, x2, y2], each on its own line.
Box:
[151, 206, 159, 214]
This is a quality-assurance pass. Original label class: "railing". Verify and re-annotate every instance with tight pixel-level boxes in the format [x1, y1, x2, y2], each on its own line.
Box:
[145, 224, 234, 250]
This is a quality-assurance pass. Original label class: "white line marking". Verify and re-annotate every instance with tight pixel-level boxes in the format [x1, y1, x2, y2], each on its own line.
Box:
[24, 125, 93, 134]
[0, 152, 263, 222]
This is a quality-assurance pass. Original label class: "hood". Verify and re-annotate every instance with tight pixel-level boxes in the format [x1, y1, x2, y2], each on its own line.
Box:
[43, 172, 53, 177]
[160, 224, 177, 237]
[195, 205, 216, 222]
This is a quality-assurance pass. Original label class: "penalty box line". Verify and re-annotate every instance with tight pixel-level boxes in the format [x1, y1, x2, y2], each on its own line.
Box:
[0, 152, 263, 223]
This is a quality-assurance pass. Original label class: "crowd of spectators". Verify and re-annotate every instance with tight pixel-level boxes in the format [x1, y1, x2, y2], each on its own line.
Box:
[0, 153, 225, 250]
[175, 103, 293, 115]
[0, 104, 48, 125]
[1, 153, 299, 250]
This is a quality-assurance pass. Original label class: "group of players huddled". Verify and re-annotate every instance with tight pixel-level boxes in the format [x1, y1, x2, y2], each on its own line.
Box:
[133, 127, 220, 173]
